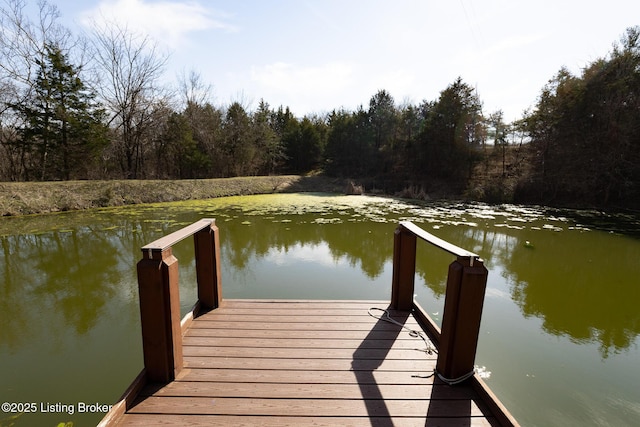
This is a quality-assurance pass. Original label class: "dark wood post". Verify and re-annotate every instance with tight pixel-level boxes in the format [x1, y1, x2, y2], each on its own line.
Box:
[194, 220, 222, 310]
[436, 256, 488, 382]
[136, 247, 183, 383]
[391, 224, 417, 310]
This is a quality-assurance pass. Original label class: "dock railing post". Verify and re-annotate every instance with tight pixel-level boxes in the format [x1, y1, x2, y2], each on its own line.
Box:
[391, 224, 417, 311]
[136, 247, 183, 383]
[135, 219, 218, 383]
[436, 256, 488, 382]
[194, 220, 222, 310]
[390, 221, 490, 384]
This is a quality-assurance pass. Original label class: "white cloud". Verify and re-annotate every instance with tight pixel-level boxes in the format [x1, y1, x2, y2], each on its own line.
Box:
[80, 0, 236, 49]
[249, 61, 356, 113]
[251, 61, 354, 94]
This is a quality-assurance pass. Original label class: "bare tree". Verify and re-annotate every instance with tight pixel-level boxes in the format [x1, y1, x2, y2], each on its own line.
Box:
[0, 0, 73, 89]
[177, 68, 214, 111]
[0, 0, 75, 180]
[89, 20, 168, 179]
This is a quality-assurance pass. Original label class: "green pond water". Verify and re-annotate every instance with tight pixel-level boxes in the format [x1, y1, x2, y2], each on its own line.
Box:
[1, 193, 640, 426]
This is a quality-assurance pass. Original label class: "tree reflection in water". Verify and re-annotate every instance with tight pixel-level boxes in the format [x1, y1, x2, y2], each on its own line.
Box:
[1, 194, 640, 426]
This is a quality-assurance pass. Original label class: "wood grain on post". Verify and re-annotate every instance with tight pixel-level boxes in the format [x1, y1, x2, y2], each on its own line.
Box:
[391, 224, 417, 311]
[136, 247, 183, 383]
[436, 257, 488, 381]
[194, 221, 222, 310]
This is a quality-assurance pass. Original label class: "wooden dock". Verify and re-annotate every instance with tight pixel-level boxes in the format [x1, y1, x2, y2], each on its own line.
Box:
[99, 220, 519, 426]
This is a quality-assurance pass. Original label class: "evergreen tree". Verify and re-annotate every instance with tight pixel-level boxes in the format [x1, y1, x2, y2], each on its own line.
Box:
[392, 103, 423, 178]
[324, 108, 372, 176]
[368, 89, 397, 150]
[252, 100, 285, 174]
[10, 43, 107, 180]
[419, 77, 483, 185]
[368, 90, 398, 174]
[296, 117, 323, 172]
[161, 112, 210, 178]
[222, 102, 252, 176]
[522, 26, 640, 206]
[183, 101, 225, 177]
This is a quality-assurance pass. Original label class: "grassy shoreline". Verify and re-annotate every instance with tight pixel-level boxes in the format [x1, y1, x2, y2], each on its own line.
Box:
[0, 175, 353, 216]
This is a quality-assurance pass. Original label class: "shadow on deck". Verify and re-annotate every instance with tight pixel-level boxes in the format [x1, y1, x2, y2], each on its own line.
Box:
[98, 220, 519, 426]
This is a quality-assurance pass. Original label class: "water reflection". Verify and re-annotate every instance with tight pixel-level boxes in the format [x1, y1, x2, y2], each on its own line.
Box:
[1, 194, 640, 426]
[1, 229, 122, 349]
[504, 231, 640, 357]
[221, 217, 390, 280]
[2, 195, 639, 358]
[207, 196, 640, 358]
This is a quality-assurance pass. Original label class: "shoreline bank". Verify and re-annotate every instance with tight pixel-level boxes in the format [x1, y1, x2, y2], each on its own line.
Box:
[0, 175, 354, 217]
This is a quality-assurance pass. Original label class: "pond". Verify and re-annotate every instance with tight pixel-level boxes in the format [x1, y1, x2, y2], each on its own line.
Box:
[1, 193, 639, 426]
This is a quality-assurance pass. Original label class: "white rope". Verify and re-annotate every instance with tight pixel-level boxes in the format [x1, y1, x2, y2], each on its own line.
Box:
[436, 369, 476, 385]
[367, 308, 437, 355]
[367, 307, 477, 385]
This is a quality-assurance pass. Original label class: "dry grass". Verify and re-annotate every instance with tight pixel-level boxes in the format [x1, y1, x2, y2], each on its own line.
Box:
[0, 175, 351, 216]
[465, 145, 530, 203]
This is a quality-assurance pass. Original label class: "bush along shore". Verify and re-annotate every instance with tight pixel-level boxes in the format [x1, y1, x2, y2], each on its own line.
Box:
[0, 175, 358, 216]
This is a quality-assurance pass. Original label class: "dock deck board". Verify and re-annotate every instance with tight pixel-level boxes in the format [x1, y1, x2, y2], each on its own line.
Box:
[111, 299, 502, 426]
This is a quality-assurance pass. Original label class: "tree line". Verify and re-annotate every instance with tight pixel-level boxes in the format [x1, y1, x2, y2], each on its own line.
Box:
[520, 27, 640, 207]
[1, 1, 639, 209]
[0, 0, 491, 189]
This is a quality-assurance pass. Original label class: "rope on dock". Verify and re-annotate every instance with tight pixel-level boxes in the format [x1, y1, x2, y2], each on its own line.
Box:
[367, 308, 437, 356]
[367, 307, 476, 385]
[436, 369, 477, 385]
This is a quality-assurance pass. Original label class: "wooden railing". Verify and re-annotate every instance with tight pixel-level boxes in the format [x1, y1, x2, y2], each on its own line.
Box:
[391, 221, 488, 383]
[136, 218, 221, 383]
[105, 219, 516, 427]
[135, 218, 486, 386]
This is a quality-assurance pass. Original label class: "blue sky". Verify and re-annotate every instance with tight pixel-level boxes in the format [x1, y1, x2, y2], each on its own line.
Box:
[52, 0, 640, 121]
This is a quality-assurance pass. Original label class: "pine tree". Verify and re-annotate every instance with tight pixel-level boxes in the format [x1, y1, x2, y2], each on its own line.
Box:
[11, 43, 107, 180]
